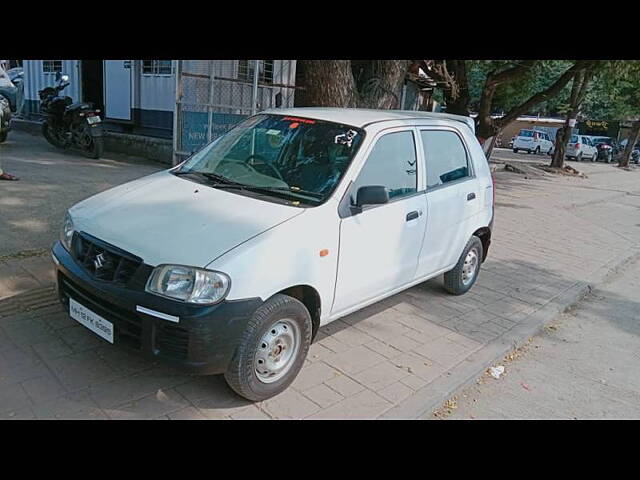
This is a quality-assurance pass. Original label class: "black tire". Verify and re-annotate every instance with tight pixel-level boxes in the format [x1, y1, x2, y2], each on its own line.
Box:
[443, 236, 484, 296]
[0, 130, 7, 143]
[547, 148, 553, 156]
[513, 148, 518, 153]
[83, 135, 104, 160]
[224, 294, 312, 402]
[42, 121, 64, 149]
[576, 153, 583, 162]
[535, 146, 541, 155]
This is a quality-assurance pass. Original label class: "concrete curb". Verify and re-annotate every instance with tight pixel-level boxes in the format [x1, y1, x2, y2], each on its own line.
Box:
[10, 118, 172, 164]
[380, 244, 640, 420]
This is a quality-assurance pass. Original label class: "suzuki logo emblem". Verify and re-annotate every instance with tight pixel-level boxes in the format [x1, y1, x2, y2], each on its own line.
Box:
[93, 253, 106, 270]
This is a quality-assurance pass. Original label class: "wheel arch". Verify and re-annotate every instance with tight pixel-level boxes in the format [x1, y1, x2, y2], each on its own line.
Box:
[275, 284, 322, 341]
[472, 227, 492, 262]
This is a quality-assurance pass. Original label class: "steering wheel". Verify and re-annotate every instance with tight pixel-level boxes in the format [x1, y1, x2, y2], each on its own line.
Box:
[244, 154, 284, 181]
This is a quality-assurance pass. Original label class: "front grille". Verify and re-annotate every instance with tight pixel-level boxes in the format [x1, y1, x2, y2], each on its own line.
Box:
[72, 232, 142, 285]
[58, 272, 143, 350]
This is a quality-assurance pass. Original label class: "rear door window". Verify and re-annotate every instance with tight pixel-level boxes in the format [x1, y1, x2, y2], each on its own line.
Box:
[420, 130, 470, 189]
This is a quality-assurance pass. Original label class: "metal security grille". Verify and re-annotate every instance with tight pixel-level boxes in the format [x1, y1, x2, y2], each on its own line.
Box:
[173, 60, 297, 164]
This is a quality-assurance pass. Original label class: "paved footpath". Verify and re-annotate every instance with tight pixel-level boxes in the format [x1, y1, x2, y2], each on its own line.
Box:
[1, 136, 640, 419]
[442, 252, 640, 420]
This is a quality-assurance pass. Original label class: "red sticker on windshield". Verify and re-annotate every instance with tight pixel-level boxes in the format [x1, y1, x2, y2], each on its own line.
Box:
[283, 116, 316, 124]
[289, 122, 299, 129]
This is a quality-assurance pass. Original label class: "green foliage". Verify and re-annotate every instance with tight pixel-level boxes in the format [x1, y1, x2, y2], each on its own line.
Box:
[466, 60, 574, 115]
[581, 61, 640, 121]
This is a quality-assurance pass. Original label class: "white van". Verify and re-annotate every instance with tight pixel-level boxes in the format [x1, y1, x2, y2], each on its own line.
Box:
[512, 129, 554, 155]
[52, 108, 495, 401]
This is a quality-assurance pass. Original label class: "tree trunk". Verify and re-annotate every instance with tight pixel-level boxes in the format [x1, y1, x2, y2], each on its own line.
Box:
[619, 120, 640, 168]
[358, 60, 411, 109]
[295, 60, 359, 107]
[550, 67, 595, 168]
[443, 60, 470, 116]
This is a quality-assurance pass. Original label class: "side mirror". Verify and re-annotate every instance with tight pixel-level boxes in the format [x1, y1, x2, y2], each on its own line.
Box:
[352, 185, 389, 213]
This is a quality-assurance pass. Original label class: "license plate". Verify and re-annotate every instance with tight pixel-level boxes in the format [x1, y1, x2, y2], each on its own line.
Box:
[69, 298, 114, 344]
[86, 115, 101, 125]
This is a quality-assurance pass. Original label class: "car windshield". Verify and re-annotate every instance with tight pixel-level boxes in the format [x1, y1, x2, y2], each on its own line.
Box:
[593, 137, 611, 145]
[176, 114, 365, 205]
[518, 130, 534, 137]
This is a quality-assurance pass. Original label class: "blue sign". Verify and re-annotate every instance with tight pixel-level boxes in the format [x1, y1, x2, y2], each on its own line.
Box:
[182, 111, 247, 154]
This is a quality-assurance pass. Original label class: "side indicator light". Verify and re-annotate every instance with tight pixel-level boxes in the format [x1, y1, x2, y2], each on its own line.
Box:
[319, 249, 329, 257]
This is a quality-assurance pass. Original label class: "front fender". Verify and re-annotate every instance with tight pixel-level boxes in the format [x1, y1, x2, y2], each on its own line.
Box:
[206, 205, 340, 324]
[88, 123, 104, 137]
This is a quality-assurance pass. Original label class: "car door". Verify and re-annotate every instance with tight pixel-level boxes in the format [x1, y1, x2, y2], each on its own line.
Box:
[331, 128, 427, 315]
[415, 128, 479, 278]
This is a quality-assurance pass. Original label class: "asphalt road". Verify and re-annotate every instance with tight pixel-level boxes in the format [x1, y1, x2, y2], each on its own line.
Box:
[443, 253, 640, 420]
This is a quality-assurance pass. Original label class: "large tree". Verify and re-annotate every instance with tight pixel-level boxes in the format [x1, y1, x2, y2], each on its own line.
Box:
[295, 60, 411, 109]
[580, 61, 640, 168]
[423, 60, 591, 156]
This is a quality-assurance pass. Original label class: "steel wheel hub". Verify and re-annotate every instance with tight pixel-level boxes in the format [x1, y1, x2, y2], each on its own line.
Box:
[461, 249, 479, 286]
[254, 319, 300, 384]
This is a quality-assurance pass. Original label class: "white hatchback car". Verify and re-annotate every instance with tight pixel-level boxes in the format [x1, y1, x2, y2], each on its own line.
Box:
[52, 108, 495, 401]
[566, 134, 598, 162]
[512, 129, 554, 155]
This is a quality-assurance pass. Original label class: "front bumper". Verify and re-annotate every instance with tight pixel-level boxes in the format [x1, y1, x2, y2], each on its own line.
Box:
[52, 241, 262, 375]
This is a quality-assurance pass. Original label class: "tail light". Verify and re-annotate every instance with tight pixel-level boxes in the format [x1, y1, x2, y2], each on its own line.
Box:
[575, 143, 581, 149]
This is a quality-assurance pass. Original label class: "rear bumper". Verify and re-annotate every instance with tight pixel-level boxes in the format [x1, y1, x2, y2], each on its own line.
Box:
[52, 241, 262, 375]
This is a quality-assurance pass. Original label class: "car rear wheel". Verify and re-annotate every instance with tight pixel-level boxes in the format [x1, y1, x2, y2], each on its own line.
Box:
[535, 146, 541, 155]
[591, 152, 597, 162]
[224, 294, 312, 402]
[576, 152, 583, 162]
[443, 236, 484, 296]
[513, 148, 519, 153]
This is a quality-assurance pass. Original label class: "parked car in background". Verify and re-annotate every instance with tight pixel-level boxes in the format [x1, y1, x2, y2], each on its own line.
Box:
[590, 136, 617, 163]
[566, 134, 598, 162]
[508, 136, 515, 148]
[51, 108, 495, 401]
[513, 129, 554, 155]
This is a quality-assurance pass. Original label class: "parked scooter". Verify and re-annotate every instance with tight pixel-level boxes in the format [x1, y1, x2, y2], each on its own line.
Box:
[0, 95, 10, 143]
[38, 72, 103, 159]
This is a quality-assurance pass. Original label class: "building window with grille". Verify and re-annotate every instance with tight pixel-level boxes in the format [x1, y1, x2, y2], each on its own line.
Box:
[237, 60, 274, 84]
[42, 60, 62, 73]
[142, 60, 173, 75]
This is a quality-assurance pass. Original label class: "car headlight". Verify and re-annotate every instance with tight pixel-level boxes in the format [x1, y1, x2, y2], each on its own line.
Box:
[61, 213, 74, 251]
[146, 265, 231, 305]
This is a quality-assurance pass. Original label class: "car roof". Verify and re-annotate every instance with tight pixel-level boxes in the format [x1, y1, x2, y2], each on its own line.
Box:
[260, 107, 476, 133]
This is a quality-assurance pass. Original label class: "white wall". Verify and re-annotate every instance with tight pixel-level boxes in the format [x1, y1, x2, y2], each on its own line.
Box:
[23, 60, 80, 104]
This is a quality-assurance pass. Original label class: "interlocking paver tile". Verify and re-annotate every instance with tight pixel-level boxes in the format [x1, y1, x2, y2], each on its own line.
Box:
[324, 373, 366, 397]
[262, 388, 320, 419]
[307, 389, 392, 420]
[323, 345, 386, 375]
[302, 384, 344, 408]
[291, 361, 340, 391]
[353, 360, 410, 391]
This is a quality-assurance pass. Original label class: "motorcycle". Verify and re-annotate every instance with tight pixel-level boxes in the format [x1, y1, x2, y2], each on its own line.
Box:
[38, 72, 103, 159]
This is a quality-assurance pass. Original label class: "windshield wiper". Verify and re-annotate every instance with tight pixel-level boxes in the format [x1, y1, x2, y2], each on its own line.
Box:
[211, 184, 324, 199]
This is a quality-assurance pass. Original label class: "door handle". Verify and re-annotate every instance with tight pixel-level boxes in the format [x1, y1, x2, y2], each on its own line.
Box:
[406, 211, 420, 221]
[467, 193, 476, 201]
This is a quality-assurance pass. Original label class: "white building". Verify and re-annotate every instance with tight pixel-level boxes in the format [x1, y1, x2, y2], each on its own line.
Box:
[21, 60, 297, 144]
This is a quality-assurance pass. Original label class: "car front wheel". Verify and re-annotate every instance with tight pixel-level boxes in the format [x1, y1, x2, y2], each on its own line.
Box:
[224, 294, 312, 402]
[443, 236, 484, 296]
